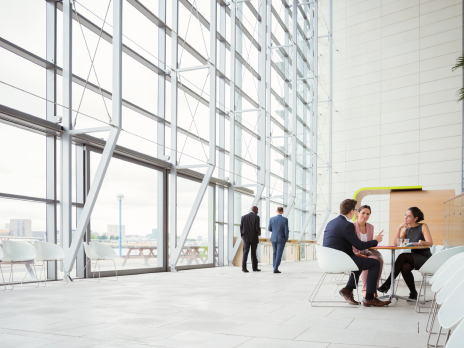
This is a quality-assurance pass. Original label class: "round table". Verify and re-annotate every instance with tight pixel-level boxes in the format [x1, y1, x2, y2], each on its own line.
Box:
[369, 246, 429, 302]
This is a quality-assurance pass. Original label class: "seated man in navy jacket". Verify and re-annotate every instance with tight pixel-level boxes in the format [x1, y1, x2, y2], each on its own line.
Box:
[323, 199, 391, 307]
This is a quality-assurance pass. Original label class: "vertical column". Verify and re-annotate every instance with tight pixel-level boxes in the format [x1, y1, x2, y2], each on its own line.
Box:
[227, 1, 237, 265]
[290, 0, 298, 240]
[170, 0, 179, 269]
[265, 0, 272, 237]
[302, 7, 309, 241]
[46, 0, 57, 280]
[283, 4, 290, 225]
[157, 0, 167, 268]
[208, 185, 216, 264]
[218, 1, 227, 266]
[208, 0, 217, 167]
[328, 0, 333, 222]
[257, 0, 267, 234]
[75, 145, 86, 277]
[61, 0, 73, 254]
[209, 0, 218, 263]
[311, 1, 318, 240]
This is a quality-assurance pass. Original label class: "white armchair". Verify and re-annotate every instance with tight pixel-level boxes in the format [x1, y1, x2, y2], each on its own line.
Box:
[2, 241, 38, 289]
[0, 247, 6, 291]
[80, 242, 118, 281]
[33, 241, 67, 286]
[309, 245, 360, 307]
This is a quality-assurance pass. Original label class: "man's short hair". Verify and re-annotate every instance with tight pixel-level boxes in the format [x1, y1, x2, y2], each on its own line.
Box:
[251, 206, 258, 214]
[340, 199, 357, 215]
[277, 207, 284, 213]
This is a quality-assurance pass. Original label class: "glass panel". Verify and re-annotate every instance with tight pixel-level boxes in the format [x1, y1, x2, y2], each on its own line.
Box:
[90, 152, 163, 271]
[0, 124, 46, 198]
[0, 199, 47, 284]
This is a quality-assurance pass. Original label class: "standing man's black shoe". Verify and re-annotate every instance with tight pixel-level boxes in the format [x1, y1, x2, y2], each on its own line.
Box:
[253, 269, 261, 272]
[273, 270, 281, 273]
[242, 269, 249, 273]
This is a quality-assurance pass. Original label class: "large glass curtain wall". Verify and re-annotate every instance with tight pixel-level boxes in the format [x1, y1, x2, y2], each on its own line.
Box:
[0, 0, 318, 279]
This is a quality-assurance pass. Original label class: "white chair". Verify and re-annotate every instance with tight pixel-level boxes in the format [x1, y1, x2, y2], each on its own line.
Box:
[0, 247, 6, 291]
[445, 319, 464, 348]
[309, 245, 360, 307]
[33, 241, 67, 286]
[426, 254, 464, 334]
[80, 242, 118, 281]
[434, 280, 464, 348]
[1, 241, 38, 289]
[425, 258, 464, 347]
[416, 246, 464, 312]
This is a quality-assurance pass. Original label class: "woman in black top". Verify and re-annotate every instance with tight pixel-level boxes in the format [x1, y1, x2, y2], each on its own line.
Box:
[377, 207, 433, 299]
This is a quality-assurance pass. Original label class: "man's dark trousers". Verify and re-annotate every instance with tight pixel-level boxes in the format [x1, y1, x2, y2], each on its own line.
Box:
[347, 256, 381, 294]
[272, 241, 286, 272]
[242, 241, 258, 271]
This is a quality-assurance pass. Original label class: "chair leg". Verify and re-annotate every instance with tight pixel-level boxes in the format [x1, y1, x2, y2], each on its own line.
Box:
[112, 259, 118, 281]
[351, 271, 361, 306]
[77, 259, 92, 280]
[61, 261, 68, 285]
[309, 272, 327, 306]
[9, 263, 14, 290]
[426, 293, 437, 333]
[416, 275, 425, 313]
[0, 264, 5, 291]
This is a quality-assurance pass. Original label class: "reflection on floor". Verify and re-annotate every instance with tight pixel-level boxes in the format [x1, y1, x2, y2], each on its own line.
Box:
[0, 260, 430, 348]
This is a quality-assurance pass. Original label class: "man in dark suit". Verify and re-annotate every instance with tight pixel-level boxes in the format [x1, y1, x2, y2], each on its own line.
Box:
[240, 206, 261, 272]
[268, 207, 289, 273]
[323, 199, 391, 307]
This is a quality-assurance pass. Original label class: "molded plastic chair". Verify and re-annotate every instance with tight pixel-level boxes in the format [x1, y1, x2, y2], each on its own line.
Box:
[416, 246, 464, 312]
[430, 253, 464, 285]
[445, 319, 464, 348]
[309, 245, 360, 307]
[0, 247, 6, 291]
[434, 280, 464, 348]
[80, 242, 118, 281]
[426, 267, 464, 348]
[33, 241, 67, 286]
[1, 241, 38, 289]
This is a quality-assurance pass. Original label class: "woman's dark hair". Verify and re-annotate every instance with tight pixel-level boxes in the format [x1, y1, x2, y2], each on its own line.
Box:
[358, 205, 371, 213]
[408, 207, 424, 222]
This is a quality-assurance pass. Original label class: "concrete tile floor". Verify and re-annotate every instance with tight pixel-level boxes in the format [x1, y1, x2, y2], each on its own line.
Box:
[0, 261, 431, 347]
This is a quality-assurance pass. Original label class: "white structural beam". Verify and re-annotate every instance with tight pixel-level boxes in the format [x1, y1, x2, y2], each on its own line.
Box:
[61, 0, 73, 256]
[169, 0, 179, 266]
[157, 0, 167, 268]
[264, 0, 271, 235]
[227, 0, 238, 266]
[311, 0, 318, 240]
[169, 0, 217, 270]
[290, 0, 298, 240]
[315, 0, 333, 243]
[46, 0, 58, 280]
[217, 0, 227, 266]
[63, 0, 123, 275]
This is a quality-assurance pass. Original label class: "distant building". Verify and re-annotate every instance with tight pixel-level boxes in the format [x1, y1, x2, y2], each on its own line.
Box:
[5, 223, 9, 230]
[107, 224, 125, 239]
[0, 229, 9, 236]
[197, 236, 204, 242]
[151, 228, 158, 240]
[10, 219, 32, 237]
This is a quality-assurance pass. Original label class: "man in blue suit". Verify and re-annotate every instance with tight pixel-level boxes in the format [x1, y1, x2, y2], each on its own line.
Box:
[323, 199, 390, 307]
[268, 207, 289, 273]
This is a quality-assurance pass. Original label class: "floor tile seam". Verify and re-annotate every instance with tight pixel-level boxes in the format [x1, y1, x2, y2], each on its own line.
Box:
[294, 337, 402, 348]
[233, 336, 255, 347]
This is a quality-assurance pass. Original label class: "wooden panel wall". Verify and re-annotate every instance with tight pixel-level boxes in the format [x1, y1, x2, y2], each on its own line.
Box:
[389, 190, 455, 245]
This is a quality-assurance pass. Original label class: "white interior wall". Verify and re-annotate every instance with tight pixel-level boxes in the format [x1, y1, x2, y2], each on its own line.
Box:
[316, 0, 463, 242]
